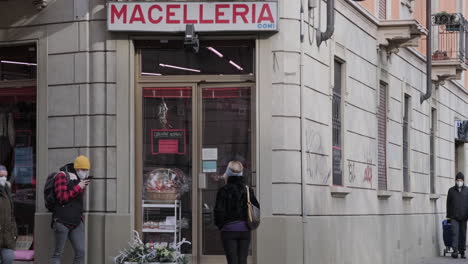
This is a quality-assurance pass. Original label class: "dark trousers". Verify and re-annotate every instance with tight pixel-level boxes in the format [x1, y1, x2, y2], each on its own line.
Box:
[50, 221, 85, 264]
[452, 220, 467, 253]
[221, 231, 251, 264]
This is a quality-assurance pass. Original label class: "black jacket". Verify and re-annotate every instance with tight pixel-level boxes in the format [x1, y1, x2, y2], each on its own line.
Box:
[214, 176, 260, 230]
[447, 185, 468, 221]
[54, 164, 84, 226]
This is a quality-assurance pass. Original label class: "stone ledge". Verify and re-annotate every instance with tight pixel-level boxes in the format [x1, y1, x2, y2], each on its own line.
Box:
[377, 190, 393, 200]
[377, 19, 427, 54]
[330, 186, 351, 198]
[429, 194, 441, 201]
[402, 192, 415, 200]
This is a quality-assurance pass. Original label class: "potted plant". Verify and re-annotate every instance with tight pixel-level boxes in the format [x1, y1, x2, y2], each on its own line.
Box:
[114, 231, 191, 264]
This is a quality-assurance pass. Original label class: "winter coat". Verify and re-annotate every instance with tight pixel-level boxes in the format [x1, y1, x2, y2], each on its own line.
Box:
[0, 182, 17, 249]
[214, 176, 260, 230]
[447, 185, 468, 221]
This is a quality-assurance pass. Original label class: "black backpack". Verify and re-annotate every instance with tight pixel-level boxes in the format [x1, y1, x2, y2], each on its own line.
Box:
[44, 171, 69, 212]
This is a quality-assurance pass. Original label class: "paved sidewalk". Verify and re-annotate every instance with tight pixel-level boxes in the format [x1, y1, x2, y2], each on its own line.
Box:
[419, 256, 468, 263]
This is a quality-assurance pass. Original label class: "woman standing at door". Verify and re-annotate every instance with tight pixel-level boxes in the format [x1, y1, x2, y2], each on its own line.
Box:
[214, 161, 259, 264]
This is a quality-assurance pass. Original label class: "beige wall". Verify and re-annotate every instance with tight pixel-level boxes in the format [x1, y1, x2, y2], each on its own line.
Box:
[360, 0, 376, 16]
[391, 0, 400, 19]
[439, 0, 457, 12]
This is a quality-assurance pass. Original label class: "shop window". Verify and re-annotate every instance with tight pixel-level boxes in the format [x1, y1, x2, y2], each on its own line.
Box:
[332, 60, 343, 186]
[142, 87, 193, 253]
[403, 94, 411, 192]
[137, 39, 254, 76]
[377, 83, 388, 190]
[137, 39, 255, 258]
[0, 44, 37, 257]
[0, 46, 37, 81]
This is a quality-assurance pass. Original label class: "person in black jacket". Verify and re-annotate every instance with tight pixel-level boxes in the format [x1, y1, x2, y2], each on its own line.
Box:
[214, 161, 260, 264]
[447, 172, 468, 259]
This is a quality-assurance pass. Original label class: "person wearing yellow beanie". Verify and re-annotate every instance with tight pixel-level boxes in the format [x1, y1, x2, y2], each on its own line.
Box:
[50, 155, 91, 264]
[74, 155, 91, 179]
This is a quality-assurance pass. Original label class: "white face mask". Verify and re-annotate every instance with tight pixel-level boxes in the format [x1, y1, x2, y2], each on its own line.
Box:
[0, 177, 6, 186]
[77, 170, 88, 179]
[458, 181, 464, 188]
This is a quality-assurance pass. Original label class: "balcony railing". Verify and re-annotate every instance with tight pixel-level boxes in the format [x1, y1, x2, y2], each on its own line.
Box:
[432, 13, 468, 64]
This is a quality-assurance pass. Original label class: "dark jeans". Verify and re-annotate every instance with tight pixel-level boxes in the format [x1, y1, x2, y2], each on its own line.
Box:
[50, 221, 85, 264]
[221, 231, 251, 264]
[452, 220, 467, 253]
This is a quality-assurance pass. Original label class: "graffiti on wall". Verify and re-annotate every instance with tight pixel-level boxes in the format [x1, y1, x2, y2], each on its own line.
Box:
[363, 158, 373, 187]
[348, 161, 356, 184]
[306, 129, 330, 185]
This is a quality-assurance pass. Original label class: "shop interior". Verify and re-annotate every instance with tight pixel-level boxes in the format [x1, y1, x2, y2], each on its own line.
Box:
[0, 44, 37, 261]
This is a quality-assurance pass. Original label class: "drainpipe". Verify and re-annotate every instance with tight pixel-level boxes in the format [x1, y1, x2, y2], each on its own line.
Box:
[420, 0, 433, 104]
[316, 0, 335, 47]
[300, 2, 308, 264]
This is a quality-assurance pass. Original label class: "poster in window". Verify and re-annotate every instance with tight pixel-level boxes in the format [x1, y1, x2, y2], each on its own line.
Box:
[151, 129, 186, 155]
[13, 147, 34, 184]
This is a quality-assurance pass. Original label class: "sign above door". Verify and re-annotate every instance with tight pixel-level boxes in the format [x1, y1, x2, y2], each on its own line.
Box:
[107, 2, 278, 32]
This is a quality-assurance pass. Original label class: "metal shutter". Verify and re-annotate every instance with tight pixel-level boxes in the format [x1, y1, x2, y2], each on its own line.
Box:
[430, 108, 436, 193]
[403, 95, 410, 192]
[332, 60, 343, 186]
[379, 0, 387, 19]
[377, 83, 387, 190]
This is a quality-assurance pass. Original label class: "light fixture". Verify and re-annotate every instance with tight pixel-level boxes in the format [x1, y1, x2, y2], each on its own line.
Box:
[184, 24, 199, 53]
[142, 72, 162, 76]
[207, 47, 224, 58]
[159, 63, 201, 73]
[229, 60, 243, 71]
[0, 60, 37, 66]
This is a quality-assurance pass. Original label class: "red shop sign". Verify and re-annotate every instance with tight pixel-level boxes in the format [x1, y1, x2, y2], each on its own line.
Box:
[151, 129, 187, 155]
[108, 2, 278, 32]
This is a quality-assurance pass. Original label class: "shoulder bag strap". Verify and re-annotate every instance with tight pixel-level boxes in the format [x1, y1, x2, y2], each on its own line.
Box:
[246, 185, 252, 221]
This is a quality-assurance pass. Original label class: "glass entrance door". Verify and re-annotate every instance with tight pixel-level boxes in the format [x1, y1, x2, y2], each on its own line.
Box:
[198, 83, 255, 263]
[136, 83, 255, 264]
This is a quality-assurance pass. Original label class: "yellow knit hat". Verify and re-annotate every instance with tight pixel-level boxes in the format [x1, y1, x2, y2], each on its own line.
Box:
[74, 155, 91, 170]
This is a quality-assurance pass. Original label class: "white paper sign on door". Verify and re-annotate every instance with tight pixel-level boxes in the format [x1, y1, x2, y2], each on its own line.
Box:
[202, 148, 218, 160]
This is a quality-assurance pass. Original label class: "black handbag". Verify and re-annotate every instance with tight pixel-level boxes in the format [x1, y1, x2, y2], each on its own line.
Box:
[245, 185, 260, 230]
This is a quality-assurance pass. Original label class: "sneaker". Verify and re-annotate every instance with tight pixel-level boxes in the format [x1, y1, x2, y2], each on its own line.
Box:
[461, 252, 466, 259]
[452, 251, 459, 259]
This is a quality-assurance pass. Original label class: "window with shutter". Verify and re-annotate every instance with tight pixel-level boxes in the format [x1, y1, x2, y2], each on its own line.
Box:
[403, 95, 411, 192]
[377, 83, 387, 190]
[332, 60, 343, 186]
[379, 0, 387, 19]
[430, 108, 436, 194]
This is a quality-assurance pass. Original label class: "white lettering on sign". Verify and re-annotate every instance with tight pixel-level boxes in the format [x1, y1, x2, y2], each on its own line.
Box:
[108, 2, 278, 32]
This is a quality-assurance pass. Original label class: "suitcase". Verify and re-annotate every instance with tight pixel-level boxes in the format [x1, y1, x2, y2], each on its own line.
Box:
[443, 219, 453, 256]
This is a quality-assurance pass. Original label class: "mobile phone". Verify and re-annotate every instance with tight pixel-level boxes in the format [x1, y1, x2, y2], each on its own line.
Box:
[87, 176, 94, 180]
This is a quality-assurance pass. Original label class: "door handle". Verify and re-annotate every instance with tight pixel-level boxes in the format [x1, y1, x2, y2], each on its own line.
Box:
[199, 173, 207, 189]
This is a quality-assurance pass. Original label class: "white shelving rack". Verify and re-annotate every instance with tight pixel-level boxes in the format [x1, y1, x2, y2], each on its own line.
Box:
[142, 200, 182, 246]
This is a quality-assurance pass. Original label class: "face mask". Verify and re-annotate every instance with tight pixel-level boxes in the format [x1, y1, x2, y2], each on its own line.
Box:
[458, 181, 464, 188]
[77, 170, 88, 179]
[0, 177, 6, 186]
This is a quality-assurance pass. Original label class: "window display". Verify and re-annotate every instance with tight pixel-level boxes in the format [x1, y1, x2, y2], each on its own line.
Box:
[142, 87, 193, 253]
[0, 44, 37, 259]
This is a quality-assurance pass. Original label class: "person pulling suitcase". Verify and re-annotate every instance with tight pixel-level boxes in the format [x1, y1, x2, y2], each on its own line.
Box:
[446, 172, 468, 259]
